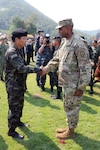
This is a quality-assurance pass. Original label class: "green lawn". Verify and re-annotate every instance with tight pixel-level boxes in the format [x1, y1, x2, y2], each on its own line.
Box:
[0, 73, 100, 150]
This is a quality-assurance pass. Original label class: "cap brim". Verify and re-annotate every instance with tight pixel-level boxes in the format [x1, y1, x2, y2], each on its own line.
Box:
[81, 38, 87, 43]
[55, 25, 63, 29]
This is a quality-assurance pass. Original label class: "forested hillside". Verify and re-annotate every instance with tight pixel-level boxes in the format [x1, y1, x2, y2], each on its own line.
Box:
[0, 0, 98, 38]
[0, 0, 57, 36]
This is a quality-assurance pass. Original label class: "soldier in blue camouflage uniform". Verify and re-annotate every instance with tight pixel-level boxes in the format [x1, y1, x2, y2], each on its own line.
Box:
[5, 28, 41, 139]
[36, 35, 53, 91]
[41, 19, 91, 139]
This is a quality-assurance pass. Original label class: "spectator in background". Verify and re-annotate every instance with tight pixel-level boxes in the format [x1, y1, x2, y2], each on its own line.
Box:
[35, 30, 44, 56]
[27, 35, 35, 62]
[80, 36, 95, 94]
[35, 35, 44, 86]
[92, 40, 98, 54]
[51, 36, 62, 99]
[26, 38, 33, 65]
[36, 35, 53, 91]
[0, 34, 9, 81]
[88, 39, 100, 94]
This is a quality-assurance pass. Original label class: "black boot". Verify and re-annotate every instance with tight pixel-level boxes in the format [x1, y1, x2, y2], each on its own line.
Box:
[51, 86, 53, 92]
[37, 80, 40, 86]
[51, 90, 61, 99]
[57, 90, 61, 99]
[1, 77, 5, 82]
[18, 121, 29, 127]
[40, 85, 45, 91]
[89, 82, 94, 94]
[8, 128, 24, 139]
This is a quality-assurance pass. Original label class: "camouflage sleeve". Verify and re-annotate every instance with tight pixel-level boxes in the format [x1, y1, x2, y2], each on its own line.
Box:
[8, 52, 41, 73]
[75, 46, 91, 90]
[46, 50, 59, 73]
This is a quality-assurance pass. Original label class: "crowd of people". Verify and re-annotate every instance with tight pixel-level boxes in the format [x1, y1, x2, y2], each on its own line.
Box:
[0, 18, 100, 140]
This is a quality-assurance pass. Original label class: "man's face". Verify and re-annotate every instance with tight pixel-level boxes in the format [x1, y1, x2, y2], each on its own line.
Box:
[43, 37, 49, 45]
[52, 39, 57, 47]
[16, 36, 27, 48]
[58, 26, 70, 38]
[92, 42, 97, 48]
[40, 36, 44, 44]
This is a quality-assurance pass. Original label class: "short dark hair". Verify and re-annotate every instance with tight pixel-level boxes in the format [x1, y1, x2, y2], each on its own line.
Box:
[93, 40, 97, 43]
[53, 36, 61, 43]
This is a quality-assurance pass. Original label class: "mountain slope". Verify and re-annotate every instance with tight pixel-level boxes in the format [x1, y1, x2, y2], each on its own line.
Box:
[0, 0, 57, 35]
[0, 0, 97, 38]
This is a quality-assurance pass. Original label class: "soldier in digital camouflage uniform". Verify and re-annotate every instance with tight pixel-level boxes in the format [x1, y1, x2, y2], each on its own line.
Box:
[0, 34, 8, 81]
[5, 28, 41, 139]
[41, 19, 91, 139]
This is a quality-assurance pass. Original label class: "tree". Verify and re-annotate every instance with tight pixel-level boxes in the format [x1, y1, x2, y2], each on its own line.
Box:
[25, 22, 37, 35]
[9, 16, 26, 32]
[9, 16, 37, 35]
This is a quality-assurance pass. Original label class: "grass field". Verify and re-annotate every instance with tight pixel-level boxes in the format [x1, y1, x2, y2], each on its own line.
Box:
[0, 72, 100, 150]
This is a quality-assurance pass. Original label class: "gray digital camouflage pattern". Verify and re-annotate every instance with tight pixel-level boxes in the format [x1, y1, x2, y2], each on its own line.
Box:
[0, 44, 8, 79]
[46, 34, 91, 128]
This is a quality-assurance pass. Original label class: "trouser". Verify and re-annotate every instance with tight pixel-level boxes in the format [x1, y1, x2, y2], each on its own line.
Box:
[49, 71, 58, 87]
[89, 68, 95, 92]
[40, 74, 46, 88]
[62, 87, 83, 129]
[49, 71, 62, 95]
[24, 73, 27, 91]
[31, 51, 34, 61]
[27, 53, 31, 65]
[0, 64, 4, 79]
[36, 73, 40, 85]
[57, 86, 62, 96]
[89, 66, 98, 92]
[48, 72, 55, 89]
[8, 92, 24, 130]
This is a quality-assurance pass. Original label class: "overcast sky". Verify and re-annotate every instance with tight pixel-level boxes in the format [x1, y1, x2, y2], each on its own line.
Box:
[25, 0, 100, 31]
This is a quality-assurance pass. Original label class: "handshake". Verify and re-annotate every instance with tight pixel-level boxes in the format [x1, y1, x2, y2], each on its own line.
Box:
[33, 66, 47, 76]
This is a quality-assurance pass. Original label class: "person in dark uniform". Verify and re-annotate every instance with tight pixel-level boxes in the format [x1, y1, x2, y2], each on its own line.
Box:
[5, 28, 41, 139]
[37, 35, 53, 91]
[26, 38, 35, 65]
[35, 30, 44, 56]
[35, 36, 44, 86]
[51, 36, 62, 99]
[89, 42, 100, 93]
[80, 36, 94, 94]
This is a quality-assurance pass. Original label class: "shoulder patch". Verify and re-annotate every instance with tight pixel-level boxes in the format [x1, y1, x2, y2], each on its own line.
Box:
[80, 51, 85, 57]
[10, 54, 18, 59]
[77, 48, 88, 60]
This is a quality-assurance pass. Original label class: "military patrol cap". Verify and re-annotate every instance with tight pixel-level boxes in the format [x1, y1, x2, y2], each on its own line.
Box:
[56, 18, 73, 29]
[11, 28, 28, 38]
[0, 34, 7, 40]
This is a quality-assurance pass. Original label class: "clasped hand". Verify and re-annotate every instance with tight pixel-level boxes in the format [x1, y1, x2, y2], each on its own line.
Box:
[39, 66, 47, 76]
[74, 89, 83, 96]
